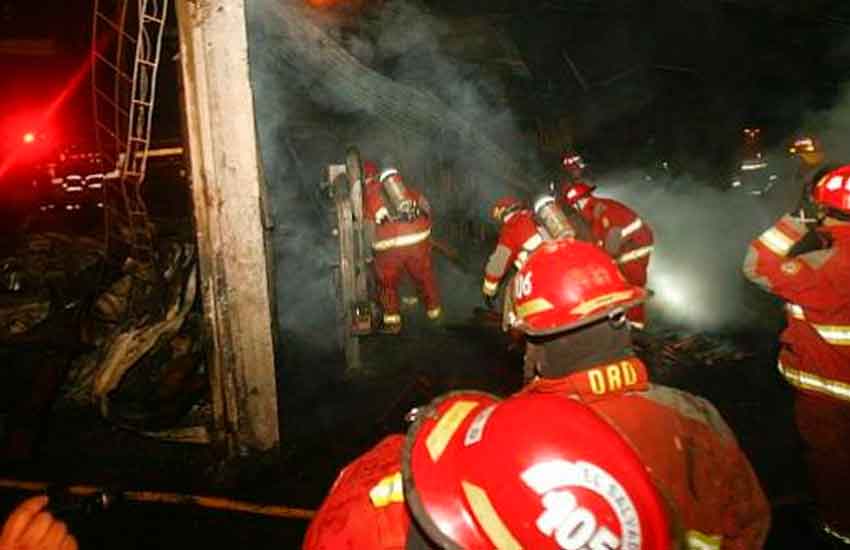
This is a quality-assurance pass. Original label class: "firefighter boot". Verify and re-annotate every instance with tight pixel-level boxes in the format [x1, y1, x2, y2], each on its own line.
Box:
[380, 313, 402, 335]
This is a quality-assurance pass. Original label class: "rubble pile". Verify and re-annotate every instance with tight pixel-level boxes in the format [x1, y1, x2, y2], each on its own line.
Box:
[0, 231, 207, 439]
[634, 329, 755, 372]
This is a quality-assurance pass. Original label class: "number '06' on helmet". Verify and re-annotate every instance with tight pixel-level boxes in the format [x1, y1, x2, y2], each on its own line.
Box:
[510, 240, 647, 336]
[402, 390, 675, 550]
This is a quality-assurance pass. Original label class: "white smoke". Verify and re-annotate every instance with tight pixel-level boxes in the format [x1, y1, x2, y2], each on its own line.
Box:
[246, 0, 532, 349]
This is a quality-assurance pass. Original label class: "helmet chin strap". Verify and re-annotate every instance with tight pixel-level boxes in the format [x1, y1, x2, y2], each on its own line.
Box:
[528, 316, 633, 380]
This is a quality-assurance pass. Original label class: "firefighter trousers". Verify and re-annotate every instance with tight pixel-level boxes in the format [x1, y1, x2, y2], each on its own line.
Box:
[620, 256, 649, 328]
[374, 241, 440, 321]
[795, 391, 850, 538]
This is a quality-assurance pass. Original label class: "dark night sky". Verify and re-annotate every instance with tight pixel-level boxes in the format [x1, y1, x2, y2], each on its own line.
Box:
[1, 0, 849, 171]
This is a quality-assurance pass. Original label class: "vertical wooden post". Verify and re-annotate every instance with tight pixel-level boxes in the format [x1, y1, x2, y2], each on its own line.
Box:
[175, 0, 280, 455]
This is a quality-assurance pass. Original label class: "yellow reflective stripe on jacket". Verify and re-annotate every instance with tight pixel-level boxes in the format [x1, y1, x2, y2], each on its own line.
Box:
[617, 245, 653, 264]
[778, 361, 850, 402]
[686, 530, 723, 550]
[621, 217, 643, 238]
[369, 472, 404, 508]
[758, 227, 796, 256]
[372, 228, 431, 251]
[513, 234, 544, 270]
[522, 233, 543, 253]
[785, 304, 850, 345]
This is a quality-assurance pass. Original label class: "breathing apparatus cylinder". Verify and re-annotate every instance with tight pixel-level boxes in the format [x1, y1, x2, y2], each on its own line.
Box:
[533, 194, 575, 240]
[380, 168, 417, 220]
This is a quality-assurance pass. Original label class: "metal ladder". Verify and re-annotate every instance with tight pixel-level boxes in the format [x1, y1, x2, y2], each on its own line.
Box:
[92, 0, 170, 318]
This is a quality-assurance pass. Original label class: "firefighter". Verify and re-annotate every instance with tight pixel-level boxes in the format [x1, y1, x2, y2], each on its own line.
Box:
[560, 151, 587, 185]
[560, 181, 655, 329]
[481, 196, 542, 308]
[742, 164, 850, 545]
[303, 390, 676, 549]
[1, 496, 78, 550]
[510, 239, 771, 549]
[363, 163, 441, 334]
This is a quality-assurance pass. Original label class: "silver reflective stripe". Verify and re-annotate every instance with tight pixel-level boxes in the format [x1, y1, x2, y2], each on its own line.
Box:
[815, 325, 850, 346]
[513, 250, 529, 270]
[758, 227, 795, 256]
[618, 245, 653, 264]
[521, 233, 543, 253]
[786, 303, 806, 320]
[778, 361, 850, 402]
[621, 218, 643, 238]
[372, 228, 431, 251]
[785, 304, 850, 345]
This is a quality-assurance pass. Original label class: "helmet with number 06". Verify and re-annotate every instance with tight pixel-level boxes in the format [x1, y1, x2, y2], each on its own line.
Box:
[510, 240, 647, 336]
[812, 164, 850, 215]
[402, 390, 675, 550]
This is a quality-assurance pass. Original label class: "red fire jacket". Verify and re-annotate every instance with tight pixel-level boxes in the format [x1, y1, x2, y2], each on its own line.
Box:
[483, 209, 543, 296]
[578, 196, 654, 270]
[364, 182, 432, 253]
[743, 215, 850, 402]
[523, 357, 771, 550]
[303, 435, 411, 550]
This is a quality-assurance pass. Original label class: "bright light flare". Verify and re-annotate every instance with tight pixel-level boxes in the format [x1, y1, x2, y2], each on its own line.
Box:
[22, 132, 36, 144]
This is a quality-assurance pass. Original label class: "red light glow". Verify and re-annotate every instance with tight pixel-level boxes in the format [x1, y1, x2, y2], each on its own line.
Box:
[22, 132, 36, 144]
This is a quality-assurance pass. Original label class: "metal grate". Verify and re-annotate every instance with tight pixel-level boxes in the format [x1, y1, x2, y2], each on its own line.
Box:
[91, 0, 170, 318]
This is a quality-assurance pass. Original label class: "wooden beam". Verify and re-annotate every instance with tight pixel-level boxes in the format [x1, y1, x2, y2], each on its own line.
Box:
[175, 0, 279, 455]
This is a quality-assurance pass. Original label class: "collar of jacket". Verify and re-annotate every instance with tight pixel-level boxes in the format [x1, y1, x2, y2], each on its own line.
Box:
[524, 356, 650, 403]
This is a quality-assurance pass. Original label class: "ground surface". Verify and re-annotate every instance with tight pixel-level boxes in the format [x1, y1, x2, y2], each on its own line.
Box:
[0, 305, 838, 549]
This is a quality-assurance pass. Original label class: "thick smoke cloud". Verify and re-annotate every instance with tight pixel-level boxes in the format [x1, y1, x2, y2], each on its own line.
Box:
[246, 0, 529, 353]
[597, 173, 779, 330]
[598, 82, 850, 331]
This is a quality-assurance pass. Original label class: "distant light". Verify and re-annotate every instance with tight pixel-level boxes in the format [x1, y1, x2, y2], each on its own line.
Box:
[22, 132, 35, 144]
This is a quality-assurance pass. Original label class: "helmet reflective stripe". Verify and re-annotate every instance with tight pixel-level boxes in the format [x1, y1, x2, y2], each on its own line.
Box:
[461, 481, 523, 550]
[379, 168, 400, 182]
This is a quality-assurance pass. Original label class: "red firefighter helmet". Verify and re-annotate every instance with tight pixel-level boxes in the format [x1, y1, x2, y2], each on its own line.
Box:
[560, 181, 596, 206]
[789, 136, 825, 167]
[812, 164, 850, 215]
[403, 390, 674, 550]
[510, 239, 646, 336]
[491, 196, 524, 222]
[562, 152, 586, 171]
[363, 159, 379, 183]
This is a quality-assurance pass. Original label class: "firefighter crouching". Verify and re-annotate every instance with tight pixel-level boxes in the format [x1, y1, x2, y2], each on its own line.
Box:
[303, 390, 677, 549]
[743, 164, 850, 544]
[364, 163, 441, 334]
[512, 240, 771, 549]
[560, 181, 655, 329]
